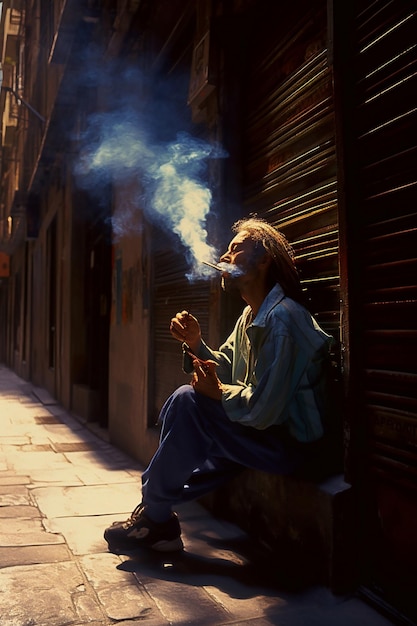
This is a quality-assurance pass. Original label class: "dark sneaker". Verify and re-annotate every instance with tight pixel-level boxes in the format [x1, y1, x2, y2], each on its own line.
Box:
[104, 503, 184, 552]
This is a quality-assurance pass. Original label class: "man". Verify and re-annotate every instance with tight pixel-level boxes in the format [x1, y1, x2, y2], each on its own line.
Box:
[104, 217, 333, 552]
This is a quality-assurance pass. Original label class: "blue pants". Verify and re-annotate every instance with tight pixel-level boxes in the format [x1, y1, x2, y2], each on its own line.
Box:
[141, 385, 304, 522]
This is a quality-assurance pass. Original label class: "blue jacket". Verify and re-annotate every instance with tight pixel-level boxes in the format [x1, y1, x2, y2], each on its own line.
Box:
[193, 284, 333, 442]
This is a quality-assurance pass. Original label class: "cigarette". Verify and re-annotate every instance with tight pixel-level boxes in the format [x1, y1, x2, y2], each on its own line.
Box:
[202, 260, 223, 272]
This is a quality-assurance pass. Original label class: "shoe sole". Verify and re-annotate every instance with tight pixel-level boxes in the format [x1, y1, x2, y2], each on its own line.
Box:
[151, 537, 184, 552]
[105, 536, 184, 553]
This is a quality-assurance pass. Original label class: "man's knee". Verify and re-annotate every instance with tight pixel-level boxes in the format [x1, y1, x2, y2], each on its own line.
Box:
[159, 384, 197, 432]
[172, 384, 195, 401]
[161, 384, 226, 434]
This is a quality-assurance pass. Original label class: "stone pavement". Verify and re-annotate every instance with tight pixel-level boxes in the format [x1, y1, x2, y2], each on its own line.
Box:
[0, 364, 396, 626]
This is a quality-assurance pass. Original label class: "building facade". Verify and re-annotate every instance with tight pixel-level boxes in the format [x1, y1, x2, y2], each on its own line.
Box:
[0, 0, 416, 621]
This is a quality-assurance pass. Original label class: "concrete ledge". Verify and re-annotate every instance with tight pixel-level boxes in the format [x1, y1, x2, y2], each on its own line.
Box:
[202, 470, 357, 593]
[32, 386, 58, 406]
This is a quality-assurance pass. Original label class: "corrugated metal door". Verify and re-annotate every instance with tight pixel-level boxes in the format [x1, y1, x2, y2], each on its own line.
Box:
[241, 0, 342, 459]
[242, 0, 339, 345]
[335, 0, 417, 619]
[150, 234, 210, 423]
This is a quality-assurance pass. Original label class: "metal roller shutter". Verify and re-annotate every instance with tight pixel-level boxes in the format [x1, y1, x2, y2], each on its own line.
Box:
[242, 0, 339, 344]
[339, 0, 417, 619]
[151, 242, 210, 423]
[240, 0, 343, 457]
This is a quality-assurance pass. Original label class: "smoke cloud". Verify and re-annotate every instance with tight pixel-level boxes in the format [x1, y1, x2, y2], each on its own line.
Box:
[73, 61, 227, 279]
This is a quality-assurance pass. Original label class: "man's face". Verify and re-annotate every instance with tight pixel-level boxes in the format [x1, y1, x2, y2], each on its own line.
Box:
[219, 231, 260, 292]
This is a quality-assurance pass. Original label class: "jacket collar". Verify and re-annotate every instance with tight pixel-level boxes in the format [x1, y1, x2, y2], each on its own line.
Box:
[251, 283, 286, 328]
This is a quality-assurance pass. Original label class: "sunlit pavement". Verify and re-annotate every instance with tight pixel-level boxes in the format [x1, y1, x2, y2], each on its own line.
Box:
[0, 364, 395, 626]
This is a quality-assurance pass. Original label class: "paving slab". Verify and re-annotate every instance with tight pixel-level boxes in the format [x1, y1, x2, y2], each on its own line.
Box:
[0, 474, 30, 485]
[69, 466, 141, 485]
[140, 574, 232, 625]
[5, 449, 72, 472]
[28, 467, 85, 486]
[44, 513, 129, 555]
[0, 544, 73, 567]
[80, 553, 168, 623]
[61, 448, 140, 470]
[0, 515, 57, 536]
[31, 483, 140, 518]
[28, 465, 138, 486]
[0, 487, 31, 507]
[39, 423, 101, 444]
[0, 528, 64, 547]
[0, 561, 104, 626]
[0, 504, 41, 518]
[0, 514, 38, 529]
[0, 436, 31, 446]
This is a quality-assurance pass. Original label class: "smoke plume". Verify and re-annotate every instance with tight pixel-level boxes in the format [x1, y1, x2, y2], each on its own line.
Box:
[73, 62, 226, 279]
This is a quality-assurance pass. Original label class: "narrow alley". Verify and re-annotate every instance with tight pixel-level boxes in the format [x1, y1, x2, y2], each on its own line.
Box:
[0, 364, 396, 626]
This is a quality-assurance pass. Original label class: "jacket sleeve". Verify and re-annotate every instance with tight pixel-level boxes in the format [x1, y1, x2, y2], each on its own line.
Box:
[220, 330, 308, 430]
[182, 328, 239, 384]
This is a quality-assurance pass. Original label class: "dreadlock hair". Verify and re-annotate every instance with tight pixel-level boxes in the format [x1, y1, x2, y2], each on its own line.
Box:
[232, 216, 304, 305]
